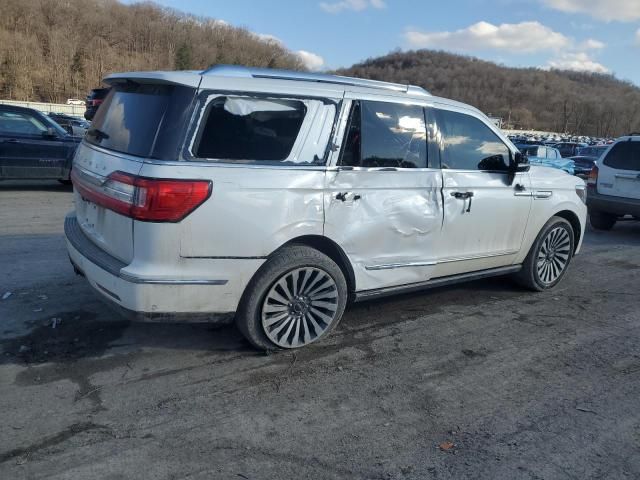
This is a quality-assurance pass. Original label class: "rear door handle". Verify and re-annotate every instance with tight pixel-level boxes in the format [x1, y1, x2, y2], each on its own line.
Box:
[335, 192, 361, 202]
[1, 138, 19, 143]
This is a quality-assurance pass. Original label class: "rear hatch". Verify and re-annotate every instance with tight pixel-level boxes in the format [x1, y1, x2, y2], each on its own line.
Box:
[72, 82, 197, 263]
[597, 139, 640, 200]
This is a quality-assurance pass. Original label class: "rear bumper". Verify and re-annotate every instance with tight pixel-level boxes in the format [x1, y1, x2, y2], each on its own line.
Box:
[587, 187, 640, 217]
[64, 213, 264, 318]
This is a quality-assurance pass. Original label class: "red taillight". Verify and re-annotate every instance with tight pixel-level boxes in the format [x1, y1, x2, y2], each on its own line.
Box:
[71, 170, 211, 222]
[587, 165, 599, 186]
[87, 99, 103, 107]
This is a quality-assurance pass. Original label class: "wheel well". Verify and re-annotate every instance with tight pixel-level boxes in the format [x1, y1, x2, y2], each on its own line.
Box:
[554, 210, 582, 254]
[280, 235, 356, 293]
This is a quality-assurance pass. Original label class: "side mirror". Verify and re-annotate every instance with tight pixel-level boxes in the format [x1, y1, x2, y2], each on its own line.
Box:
[507, 151, 530, 185]
[513, 151, 530, 173]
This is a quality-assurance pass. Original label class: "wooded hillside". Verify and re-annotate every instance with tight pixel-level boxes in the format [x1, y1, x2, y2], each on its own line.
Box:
[2, 1, 638, 137]
[337, 50, 640, 137]
[0, 0, 303, 102]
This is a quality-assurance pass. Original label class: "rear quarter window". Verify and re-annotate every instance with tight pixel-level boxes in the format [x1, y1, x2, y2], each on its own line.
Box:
[190, 95, 336, 165]
[603, 141, 640, 171]
[194, 97, 305, 161]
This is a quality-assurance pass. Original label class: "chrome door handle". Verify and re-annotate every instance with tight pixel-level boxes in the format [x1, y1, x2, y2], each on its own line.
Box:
[335, 192, 361, 202]
[451, 191, 474, 212]
[451, 191, 473, 199]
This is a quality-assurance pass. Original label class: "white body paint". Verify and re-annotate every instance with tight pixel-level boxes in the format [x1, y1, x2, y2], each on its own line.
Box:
[65, 67, 587, 317]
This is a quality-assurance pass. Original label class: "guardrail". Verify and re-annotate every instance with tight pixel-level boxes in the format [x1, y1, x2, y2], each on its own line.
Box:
[0, 99, 85, 117]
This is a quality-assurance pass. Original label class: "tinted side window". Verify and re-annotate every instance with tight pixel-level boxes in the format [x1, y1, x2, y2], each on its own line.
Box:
[195, 97, 306, 162]
[0, 110, 47, 135]
[435, 109, 510, 171]
[340, 100, 427, 168]
[603, 141, 640, 171]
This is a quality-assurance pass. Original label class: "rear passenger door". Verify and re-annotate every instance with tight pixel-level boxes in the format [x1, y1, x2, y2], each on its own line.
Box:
[324, 95, 443, 292]
[433, 107, 532, 277]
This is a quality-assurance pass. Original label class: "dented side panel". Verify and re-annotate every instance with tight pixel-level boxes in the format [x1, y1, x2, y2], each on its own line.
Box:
[324, 169, 443, 291]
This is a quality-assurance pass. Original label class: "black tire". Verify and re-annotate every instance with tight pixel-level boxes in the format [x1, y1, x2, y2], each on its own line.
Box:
[236, 244, 348, 351]
[589, 210, 616, 230]
[515, 216, 575, 291]
[58, 179, 72, 185]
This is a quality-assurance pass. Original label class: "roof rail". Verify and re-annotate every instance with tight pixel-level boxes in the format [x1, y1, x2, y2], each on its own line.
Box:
[201, 65, 430, 96]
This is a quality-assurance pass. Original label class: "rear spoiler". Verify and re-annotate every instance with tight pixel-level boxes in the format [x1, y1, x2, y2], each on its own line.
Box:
[103, 71, 202, 88]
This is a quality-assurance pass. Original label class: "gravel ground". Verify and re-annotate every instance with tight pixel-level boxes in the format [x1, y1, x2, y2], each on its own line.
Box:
[1, 180, 639, 480]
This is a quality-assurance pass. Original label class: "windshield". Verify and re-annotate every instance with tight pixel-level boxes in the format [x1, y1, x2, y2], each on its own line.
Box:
[87, 83, 196, 159]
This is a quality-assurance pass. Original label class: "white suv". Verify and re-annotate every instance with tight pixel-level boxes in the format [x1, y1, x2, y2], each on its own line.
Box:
[587, 135, 640, 230]
[65, 66, 587, 350]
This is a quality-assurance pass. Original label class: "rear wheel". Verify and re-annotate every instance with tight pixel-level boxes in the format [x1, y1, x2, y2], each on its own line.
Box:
[516, 216, 574, 291]
[236, 245, 348, 351]
[589, 210, 616, 230]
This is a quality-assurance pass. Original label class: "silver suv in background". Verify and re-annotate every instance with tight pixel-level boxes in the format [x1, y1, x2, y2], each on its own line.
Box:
[65, 66, 586, 350]
[587, 135, 640, 230]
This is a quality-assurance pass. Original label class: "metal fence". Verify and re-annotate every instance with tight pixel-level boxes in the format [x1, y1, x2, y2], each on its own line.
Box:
[0, 99, 85, 117]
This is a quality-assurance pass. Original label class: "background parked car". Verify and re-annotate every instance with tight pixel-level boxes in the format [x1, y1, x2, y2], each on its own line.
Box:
[518, 144, 575, 174]
[554, 142, 588, 158]
[587, 135, 640, 230]
[569, 145, 609, 177]
[48, 113, 90, 137]
[84, 87, 110, 120]
[0, 104, 80, 182]
[66, 98, 85, 105]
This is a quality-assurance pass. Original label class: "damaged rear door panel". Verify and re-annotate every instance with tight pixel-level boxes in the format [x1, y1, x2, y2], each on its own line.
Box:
[324, 95, 443, 292]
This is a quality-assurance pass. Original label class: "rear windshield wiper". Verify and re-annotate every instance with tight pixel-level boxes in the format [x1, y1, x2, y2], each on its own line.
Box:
[87, 128, 110, 141]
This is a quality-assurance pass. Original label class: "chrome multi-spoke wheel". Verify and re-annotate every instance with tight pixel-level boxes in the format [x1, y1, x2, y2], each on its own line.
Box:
[536, 226, 571, 285]
[515, 217, 575, 292]
[261, 267, 339, 348]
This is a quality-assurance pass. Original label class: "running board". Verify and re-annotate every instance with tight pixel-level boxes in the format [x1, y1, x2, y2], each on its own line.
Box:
[353, 265, 522, 302]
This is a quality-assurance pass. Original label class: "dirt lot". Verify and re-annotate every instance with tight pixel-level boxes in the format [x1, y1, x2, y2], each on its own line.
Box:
[1, 181, 639, 480]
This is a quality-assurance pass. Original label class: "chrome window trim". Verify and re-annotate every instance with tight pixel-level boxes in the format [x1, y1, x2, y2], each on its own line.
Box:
[80, 140, 145, 163]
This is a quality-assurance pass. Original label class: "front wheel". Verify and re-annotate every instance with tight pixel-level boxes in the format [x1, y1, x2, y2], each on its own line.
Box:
[236, 245, 348, 351]
[515, 216, 575, 291]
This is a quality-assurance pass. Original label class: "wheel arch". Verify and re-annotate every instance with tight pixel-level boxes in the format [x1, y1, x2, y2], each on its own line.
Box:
[553, 209, 582, 255]
[276, 235, 356, 294]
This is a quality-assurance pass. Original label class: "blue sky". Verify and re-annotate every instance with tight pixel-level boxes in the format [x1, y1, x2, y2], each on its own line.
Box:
[130, 0, 640, 85]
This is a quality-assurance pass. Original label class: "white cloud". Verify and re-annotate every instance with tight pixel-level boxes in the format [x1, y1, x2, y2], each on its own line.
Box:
[319, 0, 385, 14]
[404, 21, 571, 53]
[542, 0, 640, 22]
[581, 38, 605, 49]
[252, 33, 325, 71]
[296, 50, 325, 71]
[546, 52, 610, 73]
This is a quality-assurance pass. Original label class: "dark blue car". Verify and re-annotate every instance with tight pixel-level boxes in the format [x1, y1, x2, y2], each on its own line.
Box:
[0, 104, 80, 183]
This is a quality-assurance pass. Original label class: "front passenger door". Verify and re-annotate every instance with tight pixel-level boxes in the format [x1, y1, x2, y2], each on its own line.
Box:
[433, 108, 532, 277]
